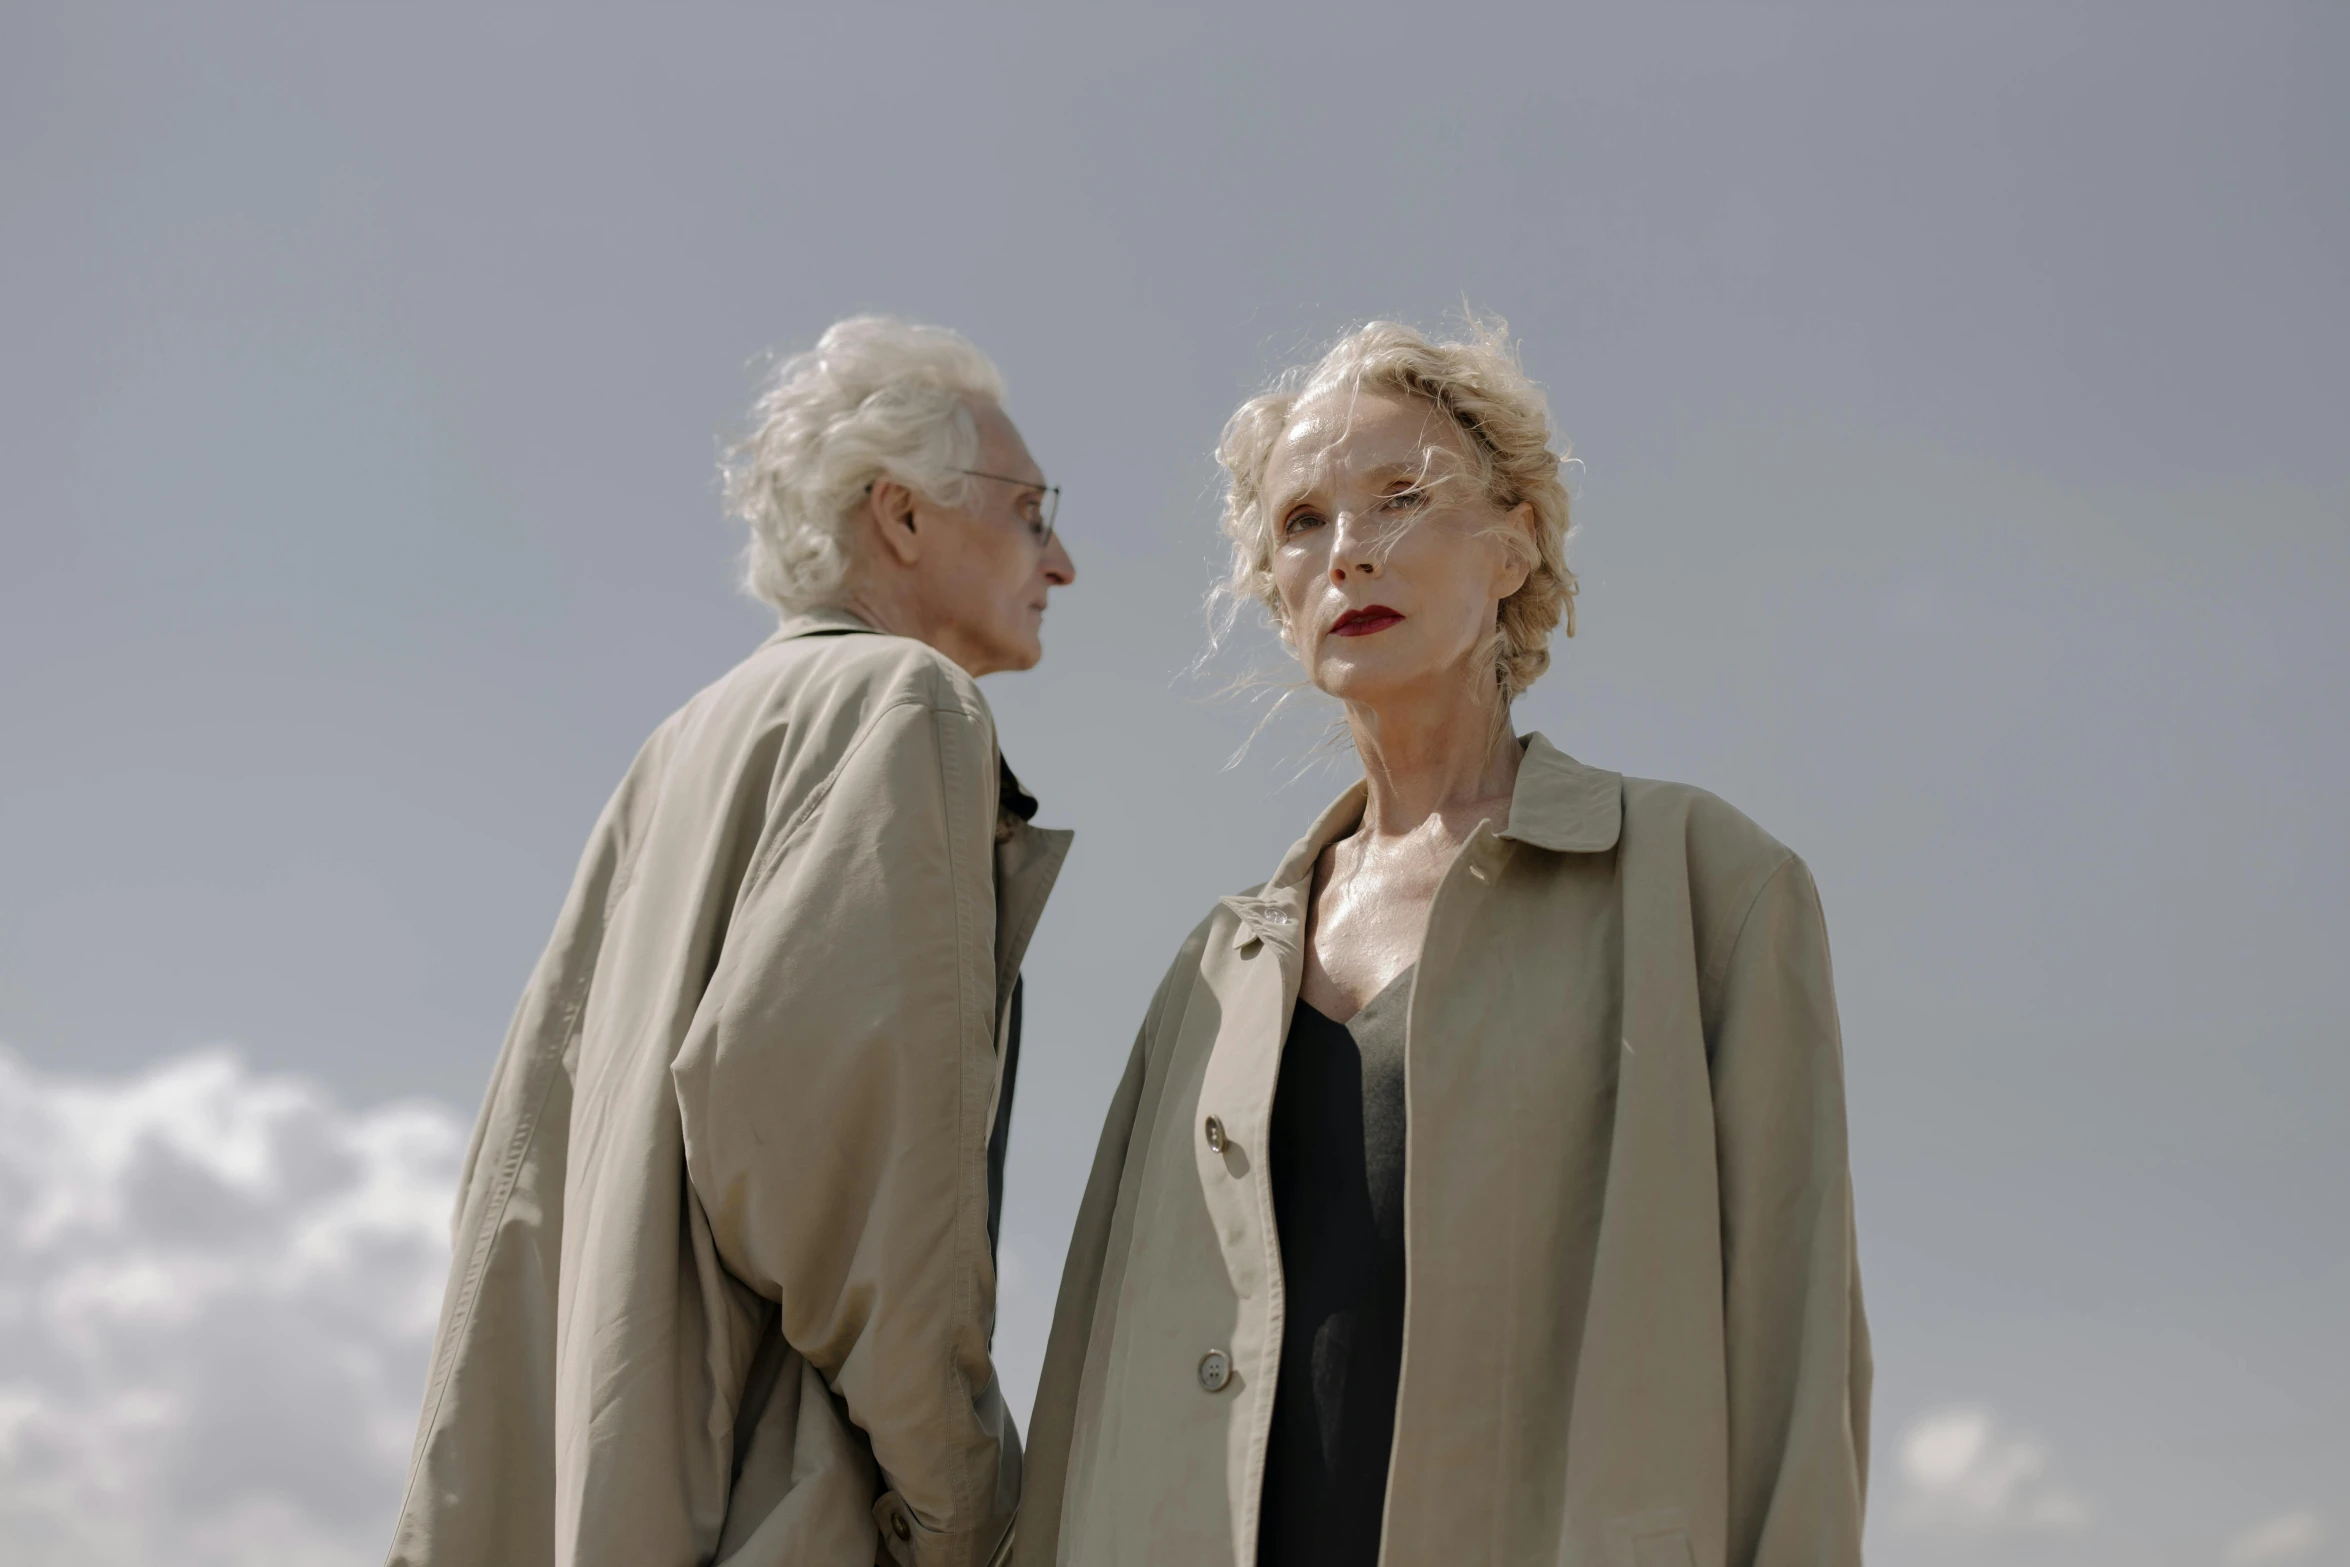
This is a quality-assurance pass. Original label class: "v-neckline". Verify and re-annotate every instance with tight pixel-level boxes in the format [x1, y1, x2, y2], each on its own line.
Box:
[1299, 963, 1417, 1031]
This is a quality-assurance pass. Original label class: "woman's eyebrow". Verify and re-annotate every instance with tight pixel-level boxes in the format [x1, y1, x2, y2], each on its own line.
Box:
[1269, 460, 1437, 520]
[1360, 460, 1441, 490]
[1263, 468, 1323, 522]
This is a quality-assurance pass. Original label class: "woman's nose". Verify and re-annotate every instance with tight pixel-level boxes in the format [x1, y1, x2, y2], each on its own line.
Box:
[1329, 509, 1380, 579]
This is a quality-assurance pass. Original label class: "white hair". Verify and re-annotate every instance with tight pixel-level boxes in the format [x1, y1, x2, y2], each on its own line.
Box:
[723, 316, 1007, 613]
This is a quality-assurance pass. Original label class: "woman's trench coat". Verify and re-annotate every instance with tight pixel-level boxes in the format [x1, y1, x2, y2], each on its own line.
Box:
[388, 610, 1069, 1567]
[1016, 735, 1869, 1567]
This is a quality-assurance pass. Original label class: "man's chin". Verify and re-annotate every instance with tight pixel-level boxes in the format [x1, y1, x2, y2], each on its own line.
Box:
[976, 632, 1044, 676]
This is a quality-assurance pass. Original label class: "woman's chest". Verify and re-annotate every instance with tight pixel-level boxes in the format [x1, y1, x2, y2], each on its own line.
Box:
[1303, 845, 1452, 1016]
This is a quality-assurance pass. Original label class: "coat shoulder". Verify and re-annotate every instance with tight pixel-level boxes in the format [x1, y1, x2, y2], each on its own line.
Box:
[1129, 904, 1233, 1066]
[647, 630, 995, 792]
[1146, 899, 1240, 1005]
[1619, 774, 1798, 873]
[723, 627, 990, 726]
[1182, 900, 1234, 958]
[1617, 774, 1811, 960]
[610, 631, 997, 876]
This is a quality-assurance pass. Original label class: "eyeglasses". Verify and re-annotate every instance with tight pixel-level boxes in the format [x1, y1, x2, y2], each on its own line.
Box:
[952, 468, 1060, 547]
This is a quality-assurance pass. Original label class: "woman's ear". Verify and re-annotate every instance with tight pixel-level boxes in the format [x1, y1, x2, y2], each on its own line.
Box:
[1490, 500, 1538, 601]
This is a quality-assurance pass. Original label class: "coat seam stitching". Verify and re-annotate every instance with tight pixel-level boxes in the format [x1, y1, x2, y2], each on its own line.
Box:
[930, 691, 996, 1529]
[389, 831, 646, 1536]
[1703, 851, 1799, 1000]
[741, 695, 943, 896]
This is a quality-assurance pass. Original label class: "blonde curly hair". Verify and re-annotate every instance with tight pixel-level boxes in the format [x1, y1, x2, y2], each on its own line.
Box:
[1215, 317, 1577, 699]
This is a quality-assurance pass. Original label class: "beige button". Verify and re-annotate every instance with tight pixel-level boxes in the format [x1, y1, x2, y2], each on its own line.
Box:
[891, 1510, 911, 1542]
[1204, 1116, 1227, 1153]
[1197, 1349, 1232, 1393]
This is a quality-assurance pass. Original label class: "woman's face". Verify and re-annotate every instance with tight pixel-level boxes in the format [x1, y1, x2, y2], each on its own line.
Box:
[1264, 388, 1533, 711]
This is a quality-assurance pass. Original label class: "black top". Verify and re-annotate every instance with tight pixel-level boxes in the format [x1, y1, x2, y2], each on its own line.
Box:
[985, 975, 1020, 1258]
[984, 756, 1038, 1261]
[1257, 968, 1413, 1567]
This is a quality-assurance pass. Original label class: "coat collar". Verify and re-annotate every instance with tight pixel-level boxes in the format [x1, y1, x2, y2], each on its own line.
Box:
[769, 605, 879, 642]
[1499, 732, 1623, 853]
[1219, 731, 1621, 949]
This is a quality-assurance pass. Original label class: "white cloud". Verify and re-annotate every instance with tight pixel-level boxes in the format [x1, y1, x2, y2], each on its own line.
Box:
[2227, 1510, 2325, 1567]
[0, 1046, 464, 1567]
[1892, 1405, 2092, 1533]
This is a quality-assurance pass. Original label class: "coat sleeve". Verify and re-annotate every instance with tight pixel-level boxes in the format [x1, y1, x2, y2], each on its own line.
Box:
[1011, 1038, 1145, 1567]
[1011, 936, 1192, 1567]
[671, 692, 1013, 1567]
[1710, 854, 1872, 1567]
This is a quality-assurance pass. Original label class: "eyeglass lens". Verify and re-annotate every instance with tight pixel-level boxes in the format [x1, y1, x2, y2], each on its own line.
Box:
[955, 469, 1059, 545]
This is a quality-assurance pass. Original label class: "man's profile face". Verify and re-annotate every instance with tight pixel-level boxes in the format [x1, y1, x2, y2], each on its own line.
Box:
[916, 401, 1076, 676]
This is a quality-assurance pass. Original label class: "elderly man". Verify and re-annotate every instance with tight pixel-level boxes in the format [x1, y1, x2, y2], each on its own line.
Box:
[389, 318, 1077, 1567]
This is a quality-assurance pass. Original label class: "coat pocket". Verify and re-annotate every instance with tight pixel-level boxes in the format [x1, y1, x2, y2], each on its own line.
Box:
[1606, 1507, 1696, 1567]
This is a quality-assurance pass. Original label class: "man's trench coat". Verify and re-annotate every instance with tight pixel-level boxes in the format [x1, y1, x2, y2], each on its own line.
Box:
[388, 609, 1070, 1567]
[1017, 735, 1869, 1567]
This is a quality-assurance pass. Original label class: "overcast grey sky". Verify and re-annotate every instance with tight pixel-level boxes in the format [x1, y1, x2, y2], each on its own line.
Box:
[2, 5, 2345, 1565]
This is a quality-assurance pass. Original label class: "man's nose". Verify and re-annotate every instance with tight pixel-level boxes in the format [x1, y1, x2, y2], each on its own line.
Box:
[1043, 533, 1076, 586]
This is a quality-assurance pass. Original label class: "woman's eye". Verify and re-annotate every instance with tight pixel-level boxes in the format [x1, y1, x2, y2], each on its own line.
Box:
[1380, 488, 1428, 512]
[1282, 510, 1325, 536]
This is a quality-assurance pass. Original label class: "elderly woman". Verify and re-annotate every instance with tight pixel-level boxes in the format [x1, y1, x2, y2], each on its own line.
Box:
[1018, 323, 1868, 1567]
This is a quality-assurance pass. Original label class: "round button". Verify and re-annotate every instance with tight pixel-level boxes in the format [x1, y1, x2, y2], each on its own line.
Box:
[891, 1510, 912, 1541]
[1262, 909, 1293, 926]
[1203, 1116, 1227, 1153]
[1197, 1349, 1232, 1393]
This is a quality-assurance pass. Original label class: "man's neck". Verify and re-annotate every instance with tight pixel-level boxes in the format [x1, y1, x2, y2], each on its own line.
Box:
[837, 576, 923, 643]
[836, 575, 990, 676]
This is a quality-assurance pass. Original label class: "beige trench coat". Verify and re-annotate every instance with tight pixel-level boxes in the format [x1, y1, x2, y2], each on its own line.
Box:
[1019, 735, 1867, 1567]
[389, 610, 1070, 1567]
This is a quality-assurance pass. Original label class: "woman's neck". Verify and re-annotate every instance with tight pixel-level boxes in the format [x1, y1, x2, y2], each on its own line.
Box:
[1343, 678, 1521, 843]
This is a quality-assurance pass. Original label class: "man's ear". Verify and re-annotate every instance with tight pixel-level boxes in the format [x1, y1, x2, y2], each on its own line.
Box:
[866, 479, 923, 567]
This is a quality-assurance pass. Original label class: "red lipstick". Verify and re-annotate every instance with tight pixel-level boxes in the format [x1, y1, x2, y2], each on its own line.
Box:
[1329, 605, 1404, 637]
